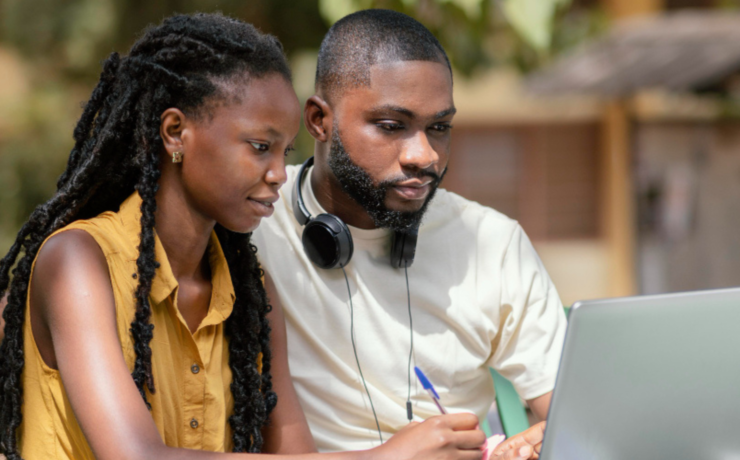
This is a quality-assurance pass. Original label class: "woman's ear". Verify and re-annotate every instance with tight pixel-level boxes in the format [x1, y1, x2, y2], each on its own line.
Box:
[304, 95, 332, 143]
[160, 108, 187, 159]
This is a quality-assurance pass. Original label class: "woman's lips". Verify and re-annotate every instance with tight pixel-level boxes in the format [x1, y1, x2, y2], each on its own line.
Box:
[247, 197, 276, 217]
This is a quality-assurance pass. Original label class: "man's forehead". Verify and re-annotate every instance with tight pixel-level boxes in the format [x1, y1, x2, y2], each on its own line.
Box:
[368, 60, 452, 91]
[337, 60, 454, 117]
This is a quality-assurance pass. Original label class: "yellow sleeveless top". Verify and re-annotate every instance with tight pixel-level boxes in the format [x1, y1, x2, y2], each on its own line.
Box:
[19, 193, 256, 459]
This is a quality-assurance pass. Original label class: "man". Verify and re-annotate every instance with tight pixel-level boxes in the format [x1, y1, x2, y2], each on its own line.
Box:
[252, 9, 566, 459]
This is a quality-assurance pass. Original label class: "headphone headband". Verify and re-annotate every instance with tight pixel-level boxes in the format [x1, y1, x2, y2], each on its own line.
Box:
[292, 156, 313, 226]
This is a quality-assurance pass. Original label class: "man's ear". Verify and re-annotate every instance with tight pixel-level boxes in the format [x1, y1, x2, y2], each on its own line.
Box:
[304, 95, 332, 143]
[160, 108, 187, 159]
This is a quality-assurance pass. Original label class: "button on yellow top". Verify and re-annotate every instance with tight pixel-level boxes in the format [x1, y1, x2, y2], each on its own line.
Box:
[18, 193, 260, 459]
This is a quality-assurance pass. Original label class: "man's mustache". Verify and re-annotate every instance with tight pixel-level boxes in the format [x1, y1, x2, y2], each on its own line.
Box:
[379, 167, 447, 188]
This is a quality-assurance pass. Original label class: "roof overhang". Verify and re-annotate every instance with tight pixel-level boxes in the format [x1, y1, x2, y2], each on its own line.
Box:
[527, 12, 740, 96]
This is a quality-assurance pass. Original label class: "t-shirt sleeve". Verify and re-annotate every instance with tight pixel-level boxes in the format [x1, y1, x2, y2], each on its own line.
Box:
[486, 223, 567, 401]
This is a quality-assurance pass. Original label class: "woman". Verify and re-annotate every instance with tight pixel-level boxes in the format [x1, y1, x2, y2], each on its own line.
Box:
[0, 12, 484, 460]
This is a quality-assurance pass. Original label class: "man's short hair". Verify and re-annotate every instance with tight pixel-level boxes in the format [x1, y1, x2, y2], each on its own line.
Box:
[315, 9, 452, 102]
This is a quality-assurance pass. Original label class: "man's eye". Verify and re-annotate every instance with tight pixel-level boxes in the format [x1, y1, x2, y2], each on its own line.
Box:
[249, 142, 270, 152]
[377, 123, 403, 132]
[431, 123, 453, 133]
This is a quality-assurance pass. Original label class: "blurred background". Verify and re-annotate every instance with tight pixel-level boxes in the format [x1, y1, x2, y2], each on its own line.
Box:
[3, 0, 740, 305]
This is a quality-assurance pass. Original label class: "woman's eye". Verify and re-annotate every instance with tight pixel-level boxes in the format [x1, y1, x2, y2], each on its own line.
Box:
[249, 142, 270, 152]
[284, 146, 295, 157]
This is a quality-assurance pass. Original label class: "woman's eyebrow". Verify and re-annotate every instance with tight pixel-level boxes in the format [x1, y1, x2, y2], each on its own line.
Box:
[241, 126, 282, 140]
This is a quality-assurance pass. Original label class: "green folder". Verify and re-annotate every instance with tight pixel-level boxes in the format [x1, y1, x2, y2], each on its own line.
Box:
[488, 306, 571, 438]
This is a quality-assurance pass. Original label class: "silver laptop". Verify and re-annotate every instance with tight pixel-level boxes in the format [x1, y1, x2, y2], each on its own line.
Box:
[540, 288, 740, 460]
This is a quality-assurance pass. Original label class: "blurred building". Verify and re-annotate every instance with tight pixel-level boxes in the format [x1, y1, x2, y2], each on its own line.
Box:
[443, 0, 740, 304]
[5, 0, 740, 306]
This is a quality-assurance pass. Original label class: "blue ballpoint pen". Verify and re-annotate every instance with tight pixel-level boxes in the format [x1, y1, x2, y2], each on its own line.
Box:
[415, 366, 504, 459]
[414, 366, 448, 414]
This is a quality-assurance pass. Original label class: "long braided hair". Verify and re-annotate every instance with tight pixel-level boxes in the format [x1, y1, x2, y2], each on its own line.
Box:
[0, 13, 289, 457]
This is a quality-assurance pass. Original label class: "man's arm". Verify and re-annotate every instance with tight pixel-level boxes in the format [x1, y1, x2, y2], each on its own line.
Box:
[488, 225, 566, 402]
[486, 224, 564, 460]
[527, 392, 551, 423]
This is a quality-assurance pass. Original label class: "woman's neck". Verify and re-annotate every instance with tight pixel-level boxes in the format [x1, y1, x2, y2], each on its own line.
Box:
[153, 184, 215, 282]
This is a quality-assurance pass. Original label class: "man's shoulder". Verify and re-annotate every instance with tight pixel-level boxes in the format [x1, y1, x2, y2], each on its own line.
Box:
[286, 162, 301, 179]
[280, 163, 302, 209]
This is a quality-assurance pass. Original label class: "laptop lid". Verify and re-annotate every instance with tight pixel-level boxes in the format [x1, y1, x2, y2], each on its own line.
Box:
[540, 287, 740, 460]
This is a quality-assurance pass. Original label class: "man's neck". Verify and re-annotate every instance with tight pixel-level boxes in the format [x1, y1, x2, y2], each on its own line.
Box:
[310, 155, 377, 230]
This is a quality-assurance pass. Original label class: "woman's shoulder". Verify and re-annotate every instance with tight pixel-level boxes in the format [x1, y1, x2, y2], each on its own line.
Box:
[29, 204, 139, 310]
[48, 194, 142, 261]
[30, 229, 113, 361]
[34, 229, 109, 290]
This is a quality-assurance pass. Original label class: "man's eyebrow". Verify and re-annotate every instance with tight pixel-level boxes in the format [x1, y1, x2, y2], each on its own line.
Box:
[371, 105, 457, 120]
[434, 107, 457, 119]
[373, 104, 416, 119]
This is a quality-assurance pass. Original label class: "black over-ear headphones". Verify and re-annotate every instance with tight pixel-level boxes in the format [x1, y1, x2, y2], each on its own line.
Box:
[292, 156, 418, 269]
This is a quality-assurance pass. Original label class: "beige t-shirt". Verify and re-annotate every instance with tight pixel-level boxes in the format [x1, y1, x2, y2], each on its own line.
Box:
[252, 165, 567, 452]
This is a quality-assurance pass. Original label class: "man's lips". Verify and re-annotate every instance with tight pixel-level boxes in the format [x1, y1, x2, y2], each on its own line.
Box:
[395, 178, 433, 188]
[392, 180, 432, 200]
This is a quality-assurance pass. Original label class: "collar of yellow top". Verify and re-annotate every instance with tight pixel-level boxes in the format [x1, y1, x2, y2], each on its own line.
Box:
[117, 192, 237, 321]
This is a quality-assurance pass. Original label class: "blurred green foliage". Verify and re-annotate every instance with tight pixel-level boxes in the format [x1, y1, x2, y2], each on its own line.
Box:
[0, 0, 600, 254]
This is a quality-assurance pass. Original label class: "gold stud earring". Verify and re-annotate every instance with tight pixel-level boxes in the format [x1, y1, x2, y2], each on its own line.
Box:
[172, 151, 183, 163]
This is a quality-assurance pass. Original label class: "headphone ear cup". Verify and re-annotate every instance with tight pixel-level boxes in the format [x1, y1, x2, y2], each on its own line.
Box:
[391, 227, 418, 268]
[302, 214, 354, 269]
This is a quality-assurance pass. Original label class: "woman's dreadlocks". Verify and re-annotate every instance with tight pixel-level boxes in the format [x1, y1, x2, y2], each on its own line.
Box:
[0, 13, 290, 458]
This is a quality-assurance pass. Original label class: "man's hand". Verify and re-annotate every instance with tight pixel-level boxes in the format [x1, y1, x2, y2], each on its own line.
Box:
[489, 421, 545, 460]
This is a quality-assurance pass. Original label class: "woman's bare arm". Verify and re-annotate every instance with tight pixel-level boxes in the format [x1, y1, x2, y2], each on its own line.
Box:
[261, 271, 317, 454]
[32, 230, 175, 459]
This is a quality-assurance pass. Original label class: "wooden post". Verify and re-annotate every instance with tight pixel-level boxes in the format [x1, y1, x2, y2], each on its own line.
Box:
[599, 0, 663, 297]
[601, 101, 637, 297]
[603, 0, 663, 20]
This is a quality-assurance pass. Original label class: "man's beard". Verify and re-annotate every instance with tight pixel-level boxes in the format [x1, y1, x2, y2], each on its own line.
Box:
[327, 127, 446, 232]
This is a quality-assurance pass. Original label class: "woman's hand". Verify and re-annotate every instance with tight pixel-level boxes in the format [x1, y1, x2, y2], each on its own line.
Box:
[370, 413, 486, 460]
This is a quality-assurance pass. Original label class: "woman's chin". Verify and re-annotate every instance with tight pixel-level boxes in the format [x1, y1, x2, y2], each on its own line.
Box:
[219, 216, 263, 235]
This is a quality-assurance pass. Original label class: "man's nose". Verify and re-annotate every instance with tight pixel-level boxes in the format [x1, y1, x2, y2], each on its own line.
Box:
[400, 131, 438, 171]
